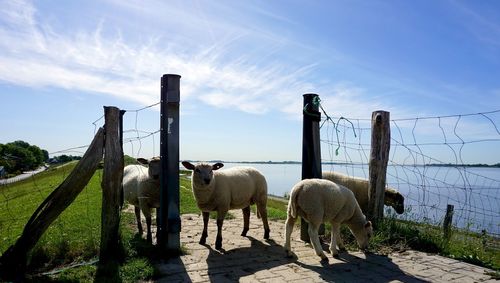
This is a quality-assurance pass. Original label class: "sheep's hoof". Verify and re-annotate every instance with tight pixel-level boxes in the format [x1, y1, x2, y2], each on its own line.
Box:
[199, 237, 206, 245]
[241, 228, 249, 237]
[264, 229, 270, 239]
[339, 247, 347, 253]
[320, 255, 329, 263]
[215, 240, 223, 250]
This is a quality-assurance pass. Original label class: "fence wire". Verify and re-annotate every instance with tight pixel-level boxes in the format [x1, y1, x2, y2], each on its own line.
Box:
[0, 101, 161, 268]
[320, 108, 500, 237]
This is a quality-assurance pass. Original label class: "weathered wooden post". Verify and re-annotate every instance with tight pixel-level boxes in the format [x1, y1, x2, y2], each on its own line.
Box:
[97, 106, 124, 279]
[0, 129, 104, 281]
[443, 204, 454, 240]
[301, 93, 322, 242]
[158, 74, 181, 251]
[368, 110, 390, 224]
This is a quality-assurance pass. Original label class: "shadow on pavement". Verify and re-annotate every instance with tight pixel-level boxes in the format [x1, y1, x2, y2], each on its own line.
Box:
[204, 236, 290, 282]
[295, 251, 430, 283]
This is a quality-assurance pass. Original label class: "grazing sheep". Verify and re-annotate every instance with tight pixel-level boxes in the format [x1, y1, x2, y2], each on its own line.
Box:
[322, 171, 405, 214]
[182, 161, 270, 250]
[284, 179, 373, 261]
[123, 157, 160, 243]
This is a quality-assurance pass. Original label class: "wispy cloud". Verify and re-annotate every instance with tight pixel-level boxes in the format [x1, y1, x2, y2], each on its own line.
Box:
[0, 0, 397, 122]
[450, 0, 500, 47]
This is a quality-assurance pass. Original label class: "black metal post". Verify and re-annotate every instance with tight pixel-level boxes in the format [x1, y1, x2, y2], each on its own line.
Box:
[301, 93, 322, 242]
[159, 74, 181, 251]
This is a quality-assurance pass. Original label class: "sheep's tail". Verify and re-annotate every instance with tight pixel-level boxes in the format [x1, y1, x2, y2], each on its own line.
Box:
[288, 184, 302, 219]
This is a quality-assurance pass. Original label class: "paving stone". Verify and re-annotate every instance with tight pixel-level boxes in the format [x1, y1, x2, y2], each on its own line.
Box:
[149, 212, 498, 283]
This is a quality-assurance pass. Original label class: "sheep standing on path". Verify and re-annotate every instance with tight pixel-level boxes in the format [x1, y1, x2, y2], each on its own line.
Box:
[182, 161, 270, 250]
[123, 157, 161, 243]
[284, 179, 372, 261]
[322, 171, 405, 214]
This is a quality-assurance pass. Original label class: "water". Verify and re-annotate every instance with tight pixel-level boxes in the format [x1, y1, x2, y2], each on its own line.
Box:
[221, 162, 500, 235]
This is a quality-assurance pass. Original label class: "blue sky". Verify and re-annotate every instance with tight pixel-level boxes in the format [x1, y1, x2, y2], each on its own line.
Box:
[1, 0, 500, 163]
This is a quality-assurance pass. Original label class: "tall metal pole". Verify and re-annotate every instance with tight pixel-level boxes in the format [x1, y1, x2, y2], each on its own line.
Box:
[301, 93, 322, 242]
[159, 74, 181, 251]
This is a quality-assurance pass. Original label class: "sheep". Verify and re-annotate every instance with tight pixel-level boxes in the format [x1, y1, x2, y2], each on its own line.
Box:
[322, 171, 405, 214]
[284, 178, 373, 261]
[182, 161, 270, 250]
[123, 157, 161, 243]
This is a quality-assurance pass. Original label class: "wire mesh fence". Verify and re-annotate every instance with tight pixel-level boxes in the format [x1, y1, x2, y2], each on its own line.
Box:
[320, 107, 500, 237]
[0, 102, 161, 266]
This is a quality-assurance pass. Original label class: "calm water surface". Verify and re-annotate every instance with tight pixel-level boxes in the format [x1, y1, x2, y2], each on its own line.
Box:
[221, 163, 500, 235]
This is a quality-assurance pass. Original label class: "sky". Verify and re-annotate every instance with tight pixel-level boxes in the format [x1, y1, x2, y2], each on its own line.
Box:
[1, 0, 500, 164]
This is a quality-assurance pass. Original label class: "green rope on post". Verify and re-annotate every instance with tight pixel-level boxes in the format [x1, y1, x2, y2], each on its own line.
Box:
[313, 96, 357, 156]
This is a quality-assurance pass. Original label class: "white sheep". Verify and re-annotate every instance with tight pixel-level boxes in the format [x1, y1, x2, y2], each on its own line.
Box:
[322, 171, 405, 214]
[123, 157, 160, 243]
[284, 178, 373, 261]
[182, 161, 270, 250]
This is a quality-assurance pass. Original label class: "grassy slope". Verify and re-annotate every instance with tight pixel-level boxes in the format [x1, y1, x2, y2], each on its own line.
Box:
[1, 165, 498, 282]
[1, 162, 102, 268]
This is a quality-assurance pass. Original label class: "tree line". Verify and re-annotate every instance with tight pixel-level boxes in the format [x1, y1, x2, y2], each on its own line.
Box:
[0, 140, 48, 176]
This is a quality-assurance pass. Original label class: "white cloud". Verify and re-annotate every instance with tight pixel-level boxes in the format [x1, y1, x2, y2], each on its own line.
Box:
[0, 0, 395, 124]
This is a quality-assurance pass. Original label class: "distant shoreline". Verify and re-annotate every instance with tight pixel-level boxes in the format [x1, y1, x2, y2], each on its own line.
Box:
[183, 160, 500, 168]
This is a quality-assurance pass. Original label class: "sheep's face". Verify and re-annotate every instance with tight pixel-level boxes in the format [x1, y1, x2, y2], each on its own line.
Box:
[137, 157, 161, 180]
[148, 158, 161, 180]
[385, 191, 405, 214]
[353, 220, 372, 251]
[182, 161, 224, 188]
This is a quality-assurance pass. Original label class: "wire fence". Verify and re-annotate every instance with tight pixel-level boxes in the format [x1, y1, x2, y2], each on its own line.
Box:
[320, 106, 500, 237]
[0, 102, 161, 264]
[2, 95, 499, 268]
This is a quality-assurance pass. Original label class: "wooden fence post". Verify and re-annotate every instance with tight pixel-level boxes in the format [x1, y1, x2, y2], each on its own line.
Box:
[97, 106, 124, 279]
[0, 128, 104, 282]
[443, 204, 454, 240]
[301, 93, 323, 242]
[158, 74, 181, 251]
[368, 110, 390, 224]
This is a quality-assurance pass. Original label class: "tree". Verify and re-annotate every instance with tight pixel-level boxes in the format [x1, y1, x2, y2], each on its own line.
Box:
[0, 141, 48, 174]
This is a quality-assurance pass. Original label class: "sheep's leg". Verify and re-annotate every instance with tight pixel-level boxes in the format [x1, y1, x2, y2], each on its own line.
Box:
[241, 206, 250, 237]
[215, 212, 226, 250]
[330, 222, 344, 257]
[199, 212, 209, 245]
[284, 215, 296, 257]
[143, 208, 153, 243]
[308, 222, 327, 261]
[256, 203, 270, 239]
[134, 206, 143, 235]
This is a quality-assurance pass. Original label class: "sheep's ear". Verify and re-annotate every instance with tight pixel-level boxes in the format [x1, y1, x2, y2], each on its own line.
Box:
[137, 158, 149, 165]
[182, 161, 195, 170]
[212, 163, 224, 170]
[365, 221, 372, 228]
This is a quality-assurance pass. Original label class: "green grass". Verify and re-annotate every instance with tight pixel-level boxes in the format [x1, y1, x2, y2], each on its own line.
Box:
[1, 164, 498, 282]
[1, 162, 102, 269]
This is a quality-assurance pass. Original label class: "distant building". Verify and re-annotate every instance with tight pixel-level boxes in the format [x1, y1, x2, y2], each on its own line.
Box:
[0, 166, 5, 178]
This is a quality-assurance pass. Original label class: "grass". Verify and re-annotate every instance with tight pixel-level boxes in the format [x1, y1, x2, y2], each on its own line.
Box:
[1, 164, 498, 282]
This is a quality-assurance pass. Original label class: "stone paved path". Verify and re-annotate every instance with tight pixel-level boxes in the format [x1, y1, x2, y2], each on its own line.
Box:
[154, 213, 498, 283]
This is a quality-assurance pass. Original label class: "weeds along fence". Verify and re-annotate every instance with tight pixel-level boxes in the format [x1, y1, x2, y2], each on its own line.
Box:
[0, 74, 181, 280]
[318, 99, 500, 238]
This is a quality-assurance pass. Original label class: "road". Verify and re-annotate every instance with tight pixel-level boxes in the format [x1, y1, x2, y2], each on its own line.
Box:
[0, 166, 47, 185]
